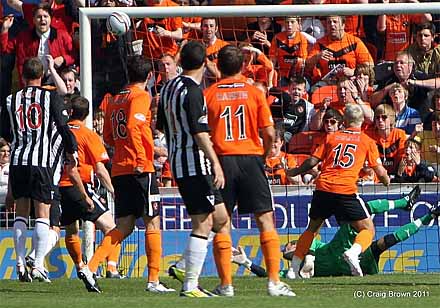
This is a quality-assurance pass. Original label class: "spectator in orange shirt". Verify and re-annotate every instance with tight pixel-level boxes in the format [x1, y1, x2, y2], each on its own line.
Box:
[200, 17, 229, 87]
[140, 0, 183, 60]
[306, 15, 373, 85]
[240, 43, 275, 87]
[287, 103, 390, 279]
[265, 128, 302, 185]
[269, 16, 308, 86]
[367, 103, 407, 177]
[178, 0, 202, 40]
[313, 77, 374, 129]
[377, 0, 431, 62]
[393, 136, 435, 183]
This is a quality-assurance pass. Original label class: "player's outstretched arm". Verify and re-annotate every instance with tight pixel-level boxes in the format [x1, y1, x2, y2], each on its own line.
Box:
[232, 246, 267, 278]
[194, 132, 225, 189]
[287, 156, 320, 177]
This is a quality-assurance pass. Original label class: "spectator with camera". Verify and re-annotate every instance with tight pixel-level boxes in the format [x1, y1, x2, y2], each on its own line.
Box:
[139, 0, 183, 60]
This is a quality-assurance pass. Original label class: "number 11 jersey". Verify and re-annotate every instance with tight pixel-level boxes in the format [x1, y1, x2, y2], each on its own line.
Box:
[204, 76, 273, 156]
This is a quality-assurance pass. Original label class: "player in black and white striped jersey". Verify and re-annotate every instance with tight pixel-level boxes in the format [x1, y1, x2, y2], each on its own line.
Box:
[156, 41, 231, 297]
[0, 57, 78, 283]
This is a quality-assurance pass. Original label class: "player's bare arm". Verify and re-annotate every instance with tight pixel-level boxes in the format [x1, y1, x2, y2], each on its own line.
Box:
[372, 164, 390, 186]
[287, 156, 320, 177]
[194, 132, 225, 189]
[95, 161, 115, 197]
[65, 154, 94, 212]
[261, 126, 276, 159]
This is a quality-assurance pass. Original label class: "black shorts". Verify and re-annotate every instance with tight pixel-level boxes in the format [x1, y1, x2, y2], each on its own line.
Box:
[50, 188, 61, 227]
[175, 175, 223, 215]
[219, 155, 273, 215]
[29, 188, 61, 227]
[9, 165, 54, 204]
[59, 184, 109, 226]
[112, 173, 160, 219]
[309, 190, 370, 223]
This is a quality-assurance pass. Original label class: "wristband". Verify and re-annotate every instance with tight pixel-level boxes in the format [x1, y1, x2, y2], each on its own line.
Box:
[243, 259, 252, 269]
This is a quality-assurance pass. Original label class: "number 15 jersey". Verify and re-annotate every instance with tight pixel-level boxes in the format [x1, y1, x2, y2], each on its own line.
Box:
[313, 127, 382, 195]
[204, 76, 273, 156]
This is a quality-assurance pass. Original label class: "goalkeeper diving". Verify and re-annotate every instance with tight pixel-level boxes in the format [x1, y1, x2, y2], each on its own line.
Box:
[169, 185, 439, 279]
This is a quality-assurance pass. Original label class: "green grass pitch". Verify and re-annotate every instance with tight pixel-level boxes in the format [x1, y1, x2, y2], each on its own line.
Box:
[1, 274, 439, 308]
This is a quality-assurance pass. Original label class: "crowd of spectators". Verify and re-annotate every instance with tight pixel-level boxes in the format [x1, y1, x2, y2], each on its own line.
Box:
[1, 0, 440, 193]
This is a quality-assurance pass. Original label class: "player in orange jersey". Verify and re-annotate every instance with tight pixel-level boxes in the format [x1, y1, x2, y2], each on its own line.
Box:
[205, 45, 295, 297]
[286, 103, 390, 278]
[103, 56, 175, 293]
[58, 96, 118, 293]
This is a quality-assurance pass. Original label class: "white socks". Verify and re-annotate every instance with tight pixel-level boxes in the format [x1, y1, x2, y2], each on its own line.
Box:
[28, 228, 59, 261]
[346, 243, 362, 257]
[183, 234, 208, 291]
[33, 218, 50, 270]
[13, 216, 28, 267]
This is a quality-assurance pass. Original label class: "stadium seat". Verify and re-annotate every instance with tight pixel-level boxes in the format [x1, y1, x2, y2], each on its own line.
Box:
[288, 131, 320, 154]
[310, 85, 338, 108]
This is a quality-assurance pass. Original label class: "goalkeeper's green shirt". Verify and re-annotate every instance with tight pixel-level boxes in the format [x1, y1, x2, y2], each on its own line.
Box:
[309, 224, 379, 276]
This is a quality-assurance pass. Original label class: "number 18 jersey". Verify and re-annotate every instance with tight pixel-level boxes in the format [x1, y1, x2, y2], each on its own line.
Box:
[204, 76, 273, 156]
[103, 85, 154, 177]
[313, 127, 381, 195]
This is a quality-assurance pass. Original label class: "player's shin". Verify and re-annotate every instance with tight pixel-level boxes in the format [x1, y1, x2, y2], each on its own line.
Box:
[65, 234, 84, 269]
[88, 228, 124, 273]
[213, 232, 232, 286]
[184, 234, 208, 291]
[145, 229, 162, 282]
[260, 230, 281, 283]
[13, 216, 28, 267]
[33, 218, 50, 270]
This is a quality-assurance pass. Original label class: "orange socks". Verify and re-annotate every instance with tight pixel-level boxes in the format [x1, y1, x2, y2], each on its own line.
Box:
[88, 228, 124, 273]
[260, 230, 281, 282]
[213, 233, 232, 286]
[145, 230, 161, 282]
[354, 229, 374, 252]
[65, 234, 83, 269]
[107, 243, 121, 273]
[293, 230, 315, 260]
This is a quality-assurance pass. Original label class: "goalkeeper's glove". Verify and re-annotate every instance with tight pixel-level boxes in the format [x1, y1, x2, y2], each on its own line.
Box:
[231, 246, 252, 269]
[299, 254, 315, 278]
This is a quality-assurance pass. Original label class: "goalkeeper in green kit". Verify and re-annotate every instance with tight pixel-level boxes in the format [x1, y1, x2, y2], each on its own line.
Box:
[231, 185, 439, 278]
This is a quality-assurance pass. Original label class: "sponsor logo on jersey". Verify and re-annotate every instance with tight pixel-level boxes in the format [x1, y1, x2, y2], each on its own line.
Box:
[134, 113, 146, 121]
[198, 115, 208, 124]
